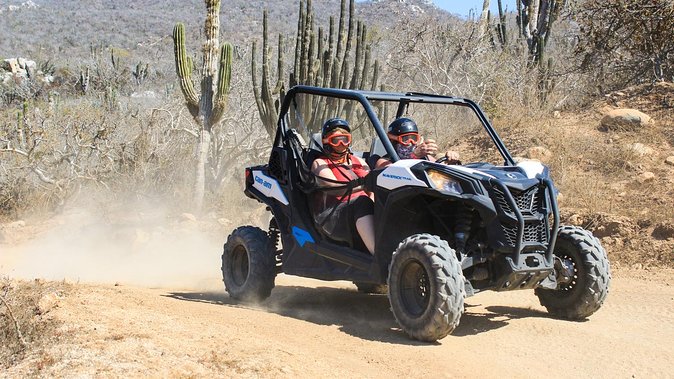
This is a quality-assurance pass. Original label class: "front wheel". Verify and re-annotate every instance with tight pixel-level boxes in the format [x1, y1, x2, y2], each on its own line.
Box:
[535, 226, 611, 319]
[388, 234, 465, 342]
[222, 226, 276, 302]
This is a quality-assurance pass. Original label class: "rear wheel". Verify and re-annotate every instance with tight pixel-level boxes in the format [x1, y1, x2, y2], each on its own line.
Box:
[388, 234, 465, 342]
[222, 226, 276, 302]
[535, 226, 610, 319]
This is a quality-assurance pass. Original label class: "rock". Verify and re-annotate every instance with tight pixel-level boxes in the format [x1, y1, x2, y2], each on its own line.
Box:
[593, 215, 635, 238]
[526, 146, 552, 162]
[37, 292, 61, 315]
[637, 171, 655, 183]
[180, 213, 197, 222]
[652, 222, 674, 240]
[600, 108, 654, 131]
[553, 111, 561, 119]
[568, 214, 584, 226]
[217, 218, 231, 226]
[665, 156, 674, 166]
[629, 143, 654, 157]
[2, 220, 26, 228]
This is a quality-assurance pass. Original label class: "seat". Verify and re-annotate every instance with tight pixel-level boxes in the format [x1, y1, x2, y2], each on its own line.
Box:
[367, 136, 388, 169]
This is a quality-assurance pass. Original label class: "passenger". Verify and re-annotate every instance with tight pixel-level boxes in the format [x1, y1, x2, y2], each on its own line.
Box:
[311, 118, 375, 255]
[376, 117, 461, 168]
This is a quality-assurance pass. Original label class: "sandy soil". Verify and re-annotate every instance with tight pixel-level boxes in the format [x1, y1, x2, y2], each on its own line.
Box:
[2, 266, 673, 378]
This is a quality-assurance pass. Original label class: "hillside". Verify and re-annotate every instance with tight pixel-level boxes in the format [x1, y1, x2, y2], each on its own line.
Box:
[0, 0, 454, 63]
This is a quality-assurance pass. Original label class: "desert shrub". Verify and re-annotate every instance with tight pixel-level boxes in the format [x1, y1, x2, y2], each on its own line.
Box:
[0, 278, 70, 368]
[574, 0, 674, 92]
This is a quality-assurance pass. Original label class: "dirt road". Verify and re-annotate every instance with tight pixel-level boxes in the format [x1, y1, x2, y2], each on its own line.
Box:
[3, 268, 674, 378]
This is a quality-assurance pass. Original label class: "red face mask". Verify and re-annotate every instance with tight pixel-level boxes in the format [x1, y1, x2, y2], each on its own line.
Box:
[323, 132, 352, 148]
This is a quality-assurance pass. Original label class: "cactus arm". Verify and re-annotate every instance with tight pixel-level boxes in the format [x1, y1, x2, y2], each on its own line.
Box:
[212, 43, 232, 124]
[330, 0, 347, 88]
[339, 0, 356, 84]
[173, 23, 199, 116]
[251, 40, 270, 133]
[274, 33, 284, 93]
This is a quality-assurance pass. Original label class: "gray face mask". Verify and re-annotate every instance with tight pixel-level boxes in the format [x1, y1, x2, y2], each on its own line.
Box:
[395, 143, 416, 159]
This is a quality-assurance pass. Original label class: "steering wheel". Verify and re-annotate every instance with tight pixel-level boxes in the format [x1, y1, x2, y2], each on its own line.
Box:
[435, 156, 462, 165]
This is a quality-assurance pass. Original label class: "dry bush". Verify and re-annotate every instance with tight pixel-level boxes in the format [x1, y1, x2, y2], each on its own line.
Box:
[380, 12, 586, 124]
[0, 278, 70, 368]
[574, 0, 674, 92]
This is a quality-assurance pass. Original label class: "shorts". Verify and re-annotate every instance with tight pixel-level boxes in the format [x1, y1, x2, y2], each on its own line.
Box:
[314, 195, 374, 243]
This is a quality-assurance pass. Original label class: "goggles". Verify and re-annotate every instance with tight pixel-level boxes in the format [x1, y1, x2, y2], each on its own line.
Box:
[323, 132, 352, 147]
[389, 132, 420, 146]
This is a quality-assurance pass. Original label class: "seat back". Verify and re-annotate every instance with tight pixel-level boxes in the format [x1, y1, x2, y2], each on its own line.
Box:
[370, 136, 387, 158]
[308, 132, 323, 152]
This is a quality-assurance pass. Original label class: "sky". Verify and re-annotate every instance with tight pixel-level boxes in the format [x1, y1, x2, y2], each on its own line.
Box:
[433, 0, 517, 17]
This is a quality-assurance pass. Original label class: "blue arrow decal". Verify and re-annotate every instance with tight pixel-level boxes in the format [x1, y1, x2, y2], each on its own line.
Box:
[292, 226, 314, 247]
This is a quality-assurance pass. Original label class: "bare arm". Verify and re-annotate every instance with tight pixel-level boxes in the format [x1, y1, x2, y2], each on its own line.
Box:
[311, 158, 342, 187]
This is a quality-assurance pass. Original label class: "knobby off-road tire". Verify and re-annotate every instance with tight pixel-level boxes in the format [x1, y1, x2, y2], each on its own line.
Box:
[353, 282, 388, 294]
[222, 226, 276, 302]
[388, 234, 465, 342]
[535, 225, 611, 320]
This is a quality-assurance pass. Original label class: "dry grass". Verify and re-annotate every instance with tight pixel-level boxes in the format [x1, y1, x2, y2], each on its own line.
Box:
[0, 278, 71, 369]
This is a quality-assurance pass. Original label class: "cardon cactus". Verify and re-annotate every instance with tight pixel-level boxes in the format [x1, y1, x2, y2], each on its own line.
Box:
[173, 20, 232, 129]
[252, 0, 381, 137]
[172, 0, 233, 210]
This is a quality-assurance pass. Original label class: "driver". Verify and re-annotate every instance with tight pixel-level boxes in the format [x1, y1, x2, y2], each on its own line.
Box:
[375, 117, 461, 168]
[311, 118, 375, 255]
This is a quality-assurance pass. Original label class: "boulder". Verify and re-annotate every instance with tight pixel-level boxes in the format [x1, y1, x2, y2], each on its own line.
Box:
[637, 171, 655, 183]
[665, 156, 674, 166]
[180, 213, 197, 222]
[37, 292, 61, 315]
[592, 215, 635, 238]
[652, 222, 674, 240]
[568, 214, 584, 226]
[600, 108, 654, 131]
[629, 143, 654, 157]
[526, 146, 552, 162]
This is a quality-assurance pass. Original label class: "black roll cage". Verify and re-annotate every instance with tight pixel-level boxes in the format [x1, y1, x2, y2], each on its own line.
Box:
[275, 85, 516, 166]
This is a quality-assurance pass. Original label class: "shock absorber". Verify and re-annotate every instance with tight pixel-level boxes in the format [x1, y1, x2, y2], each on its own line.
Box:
[453, 206, 472, 257]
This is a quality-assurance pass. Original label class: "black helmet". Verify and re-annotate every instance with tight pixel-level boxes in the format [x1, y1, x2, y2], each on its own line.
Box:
[387, 117, 418, 136]
[322, 117, 350, 137]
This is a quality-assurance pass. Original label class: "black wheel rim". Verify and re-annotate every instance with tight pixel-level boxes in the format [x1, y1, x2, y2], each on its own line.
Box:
[231, 245, 249, 287]
[558, 253, 579, 293]
[399, 259, 430, 317]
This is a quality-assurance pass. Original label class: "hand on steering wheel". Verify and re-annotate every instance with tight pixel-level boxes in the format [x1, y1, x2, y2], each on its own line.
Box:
[436, 150, 461, 165]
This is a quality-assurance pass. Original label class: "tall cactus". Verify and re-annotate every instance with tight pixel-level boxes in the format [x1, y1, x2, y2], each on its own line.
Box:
[172, 0, 233, 211]
[252, 0, 381, 137]
[515, 0, 563, 65]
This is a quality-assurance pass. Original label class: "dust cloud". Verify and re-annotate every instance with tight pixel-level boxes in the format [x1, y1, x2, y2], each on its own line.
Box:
[0, 206, 229, 291]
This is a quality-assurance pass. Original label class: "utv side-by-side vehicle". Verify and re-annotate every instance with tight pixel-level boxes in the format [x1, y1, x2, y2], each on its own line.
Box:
[221, 85, 610, 342]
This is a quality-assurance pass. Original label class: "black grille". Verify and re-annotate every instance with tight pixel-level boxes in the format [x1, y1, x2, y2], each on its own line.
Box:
[493, 186, 543, 215]
[268, 149, 284, 181]
[501, 222, 549, 247]
[492, 184, 550, 248]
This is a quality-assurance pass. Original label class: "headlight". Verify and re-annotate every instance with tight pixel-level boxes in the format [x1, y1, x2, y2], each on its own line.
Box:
[427, 170, 462, 194]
